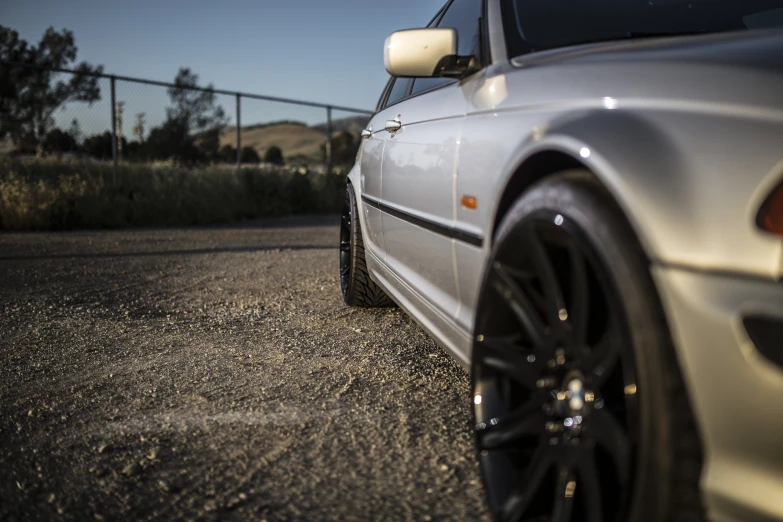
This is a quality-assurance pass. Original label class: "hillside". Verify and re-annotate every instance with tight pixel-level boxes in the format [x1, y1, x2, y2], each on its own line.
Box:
[311, 115, 370, 138]
[221, 122, 326, 163]
[220, 115, 370, 164]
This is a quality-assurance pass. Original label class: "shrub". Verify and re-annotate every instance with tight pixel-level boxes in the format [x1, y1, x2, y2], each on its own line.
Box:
[0, 157, 346, 231]
[264, 146, 284, 165]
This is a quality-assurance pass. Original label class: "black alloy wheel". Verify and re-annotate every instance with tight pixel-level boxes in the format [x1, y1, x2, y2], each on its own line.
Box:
[339, 185, 394, 307]
[472, 172, 705, 522]
[340, 188, 353, 296]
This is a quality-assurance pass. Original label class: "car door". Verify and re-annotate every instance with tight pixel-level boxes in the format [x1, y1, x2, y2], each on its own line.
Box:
[358, 77, 411, 257]
[379, 0, 485, 321]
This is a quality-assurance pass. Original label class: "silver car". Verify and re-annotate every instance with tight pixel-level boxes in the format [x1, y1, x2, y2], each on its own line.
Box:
[338, 1, 783, 521]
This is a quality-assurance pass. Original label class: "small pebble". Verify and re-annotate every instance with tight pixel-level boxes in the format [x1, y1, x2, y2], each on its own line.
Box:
[122, 462, 142, 476]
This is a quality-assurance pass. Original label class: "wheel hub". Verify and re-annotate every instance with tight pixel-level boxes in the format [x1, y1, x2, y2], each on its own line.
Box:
[543, 369, 594, 439]
[566, 378, 586, 412]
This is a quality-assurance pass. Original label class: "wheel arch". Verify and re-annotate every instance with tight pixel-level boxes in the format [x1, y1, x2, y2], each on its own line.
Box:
[487, 110, 690, 265]
[490, 150, 586, 241]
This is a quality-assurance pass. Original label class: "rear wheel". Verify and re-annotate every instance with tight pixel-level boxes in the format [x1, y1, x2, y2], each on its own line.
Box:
[472, 171, 704, 522]
[340, 185, 394, 308]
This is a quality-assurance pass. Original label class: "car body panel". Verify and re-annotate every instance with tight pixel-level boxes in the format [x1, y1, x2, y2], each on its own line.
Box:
[359, 110, 388, 256]
[349, 4, 783, 519]
[379, 84, 468, 320]
[653, 266, 783, 522]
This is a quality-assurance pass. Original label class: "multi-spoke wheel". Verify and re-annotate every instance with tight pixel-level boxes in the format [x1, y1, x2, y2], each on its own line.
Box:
[472, 172, 705, 522]
[339, 185, 394, 307]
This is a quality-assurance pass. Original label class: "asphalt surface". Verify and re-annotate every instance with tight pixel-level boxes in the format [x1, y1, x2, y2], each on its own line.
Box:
[0, 216, 491, 522]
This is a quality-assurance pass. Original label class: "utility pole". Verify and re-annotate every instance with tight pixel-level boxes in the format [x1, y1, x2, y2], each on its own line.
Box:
[133, 113, 145, 143]
[110, 77, 117, 182]
[116, 101, 125, 161]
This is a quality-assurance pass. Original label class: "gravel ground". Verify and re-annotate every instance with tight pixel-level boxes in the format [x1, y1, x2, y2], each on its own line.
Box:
[0, 216, 490, 522]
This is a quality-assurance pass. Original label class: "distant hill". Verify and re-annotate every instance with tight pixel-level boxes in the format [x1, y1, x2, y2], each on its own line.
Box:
[221, 122, 326, 163]
[311, 115, 370, 138]
[220, 115, 370, 164]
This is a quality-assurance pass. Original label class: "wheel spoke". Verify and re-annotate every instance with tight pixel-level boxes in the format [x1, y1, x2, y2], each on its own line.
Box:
[568, 243, 589, 349]
[491, 263, 548, 349]
[575, 450, 604, 522]
[522, 227, 567, 334]
[500, 442, 553, 522]
[586, 333, 620, 388]
[499, 265, 548, 315]
[552, 465, 576, 522]
[478, 335, 539, 389]
[590, 408, 631, 485]
[477, 399, 545, 451]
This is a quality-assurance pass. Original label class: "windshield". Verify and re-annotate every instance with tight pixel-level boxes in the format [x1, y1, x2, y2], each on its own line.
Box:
[502, 0, 783, 57]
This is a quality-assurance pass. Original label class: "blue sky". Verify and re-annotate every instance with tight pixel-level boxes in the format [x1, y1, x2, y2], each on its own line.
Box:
[1, 0, 446, 134]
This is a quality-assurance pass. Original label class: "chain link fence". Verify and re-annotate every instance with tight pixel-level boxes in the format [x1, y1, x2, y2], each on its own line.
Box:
[0, 61, 373, 176]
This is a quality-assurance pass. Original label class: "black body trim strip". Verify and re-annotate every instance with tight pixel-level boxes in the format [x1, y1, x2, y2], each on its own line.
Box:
[361, 194, 483, 247]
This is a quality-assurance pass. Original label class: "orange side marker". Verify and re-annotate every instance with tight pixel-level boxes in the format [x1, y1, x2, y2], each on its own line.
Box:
[461, 195, 477, 210]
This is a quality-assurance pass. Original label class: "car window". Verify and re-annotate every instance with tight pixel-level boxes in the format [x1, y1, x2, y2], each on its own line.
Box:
[439, 0, 482, 58]
[375, 79, 393, 113]
[411, 0, 482, 96]
[385, 77, 410, 109]
[501, 0, 783, 58]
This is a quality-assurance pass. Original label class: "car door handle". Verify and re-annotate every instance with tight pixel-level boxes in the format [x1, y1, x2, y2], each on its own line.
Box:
[384, 120, 402, 133]
[361, 129, 372, 139]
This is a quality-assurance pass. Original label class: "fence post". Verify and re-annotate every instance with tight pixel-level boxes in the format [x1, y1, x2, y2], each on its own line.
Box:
[110, 75, 117, 184]
[326, 106, 333, 173]
[236, 93, 241, 169]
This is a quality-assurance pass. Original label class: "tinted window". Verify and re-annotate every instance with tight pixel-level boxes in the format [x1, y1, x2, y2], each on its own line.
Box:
[410, 77, 454, 96]
[440, 0, 482, 58]
[411, 0, 482, 96]
[376, 79, 393, 112]
[385, 78, 410, 108]
[502, 0, 783, 58]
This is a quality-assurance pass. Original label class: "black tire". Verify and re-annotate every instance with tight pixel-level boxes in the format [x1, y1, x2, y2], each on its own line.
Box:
[340, 185, 394, 308]
[472, 170, 704, 522]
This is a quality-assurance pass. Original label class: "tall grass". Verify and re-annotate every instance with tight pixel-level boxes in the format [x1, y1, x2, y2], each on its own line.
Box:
[0, 157, 346, 230]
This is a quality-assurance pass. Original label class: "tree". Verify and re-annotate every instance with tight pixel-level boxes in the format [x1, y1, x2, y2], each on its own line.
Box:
[321, 130, 357, 167]
[0, 26, 103, 153]
[132, 113, 145, 143]
[137, 68, 227, 165]
[166, 68, 227, 160]
[219, 144, 237, 163]
[264, 145, 284, 165]
[42, 128, 78, 155]
[83, 131, 126, 161]
[240, 146, 260, 164]
[67, 118, 81, 145]
[143, 117, 203, 164]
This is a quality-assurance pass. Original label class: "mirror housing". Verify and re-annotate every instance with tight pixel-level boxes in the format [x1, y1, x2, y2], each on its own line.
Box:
[384, 28, 470, 78]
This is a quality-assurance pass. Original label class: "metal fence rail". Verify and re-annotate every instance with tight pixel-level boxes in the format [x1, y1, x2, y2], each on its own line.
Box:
[0, 60, 374, 176]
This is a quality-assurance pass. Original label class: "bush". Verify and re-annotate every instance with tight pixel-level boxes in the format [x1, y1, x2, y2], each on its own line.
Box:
[0, 157, 346, 231]
[240, 146, 260, 164]
[264, 146, 284, 165]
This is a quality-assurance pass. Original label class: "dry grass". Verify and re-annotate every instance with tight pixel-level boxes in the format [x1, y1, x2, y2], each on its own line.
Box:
[0, 157, 345, 231]
[220, 123, 327, 163]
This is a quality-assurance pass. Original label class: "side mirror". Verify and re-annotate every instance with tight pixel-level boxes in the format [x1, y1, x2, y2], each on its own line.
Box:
[384, 28, 459, 78]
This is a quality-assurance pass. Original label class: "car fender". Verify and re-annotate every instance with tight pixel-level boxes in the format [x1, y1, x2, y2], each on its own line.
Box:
[490, 108, 783, 278]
